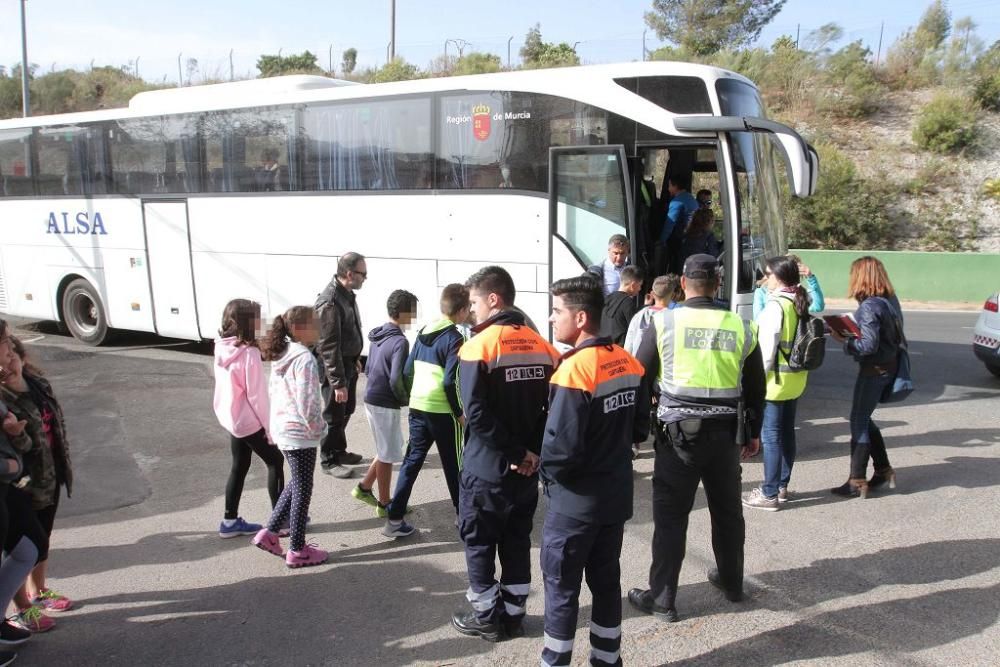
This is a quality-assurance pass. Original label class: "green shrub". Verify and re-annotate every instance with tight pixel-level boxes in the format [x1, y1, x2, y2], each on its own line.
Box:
[984, 178, 1000, 201]
[818, 41, 883, 118]
[786, 142, 896, 250]
[912, 92, 978, 153]
[972, 41, 1000, 110]
[916, 202, 978, 251]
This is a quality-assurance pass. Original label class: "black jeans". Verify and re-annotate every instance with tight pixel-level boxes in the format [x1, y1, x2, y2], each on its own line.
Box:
[319, 360, 359, 469]
[648, 418, 744, 610]
[224, 429, 285, 520]
[848, 371, 893, 478]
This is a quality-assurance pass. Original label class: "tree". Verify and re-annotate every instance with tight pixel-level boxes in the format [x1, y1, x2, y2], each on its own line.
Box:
[804, 23, 843, 55]
[368, 58, 422, 83]
[256, 51, 322, 77]
[454, 52, 502, 76]
[341, 48, 358, 76]
[519, 24, 580, 69]
[644, 0, 787, 56]
[914, 0, 950, 51]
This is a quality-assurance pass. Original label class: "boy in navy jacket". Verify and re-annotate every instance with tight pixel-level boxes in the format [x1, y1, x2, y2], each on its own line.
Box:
[352, 290, 417, 517]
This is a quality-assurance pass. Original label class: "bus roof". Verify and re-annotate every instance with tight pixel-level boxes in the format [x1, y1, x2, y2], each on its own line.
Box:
[0, 62, 753, 130]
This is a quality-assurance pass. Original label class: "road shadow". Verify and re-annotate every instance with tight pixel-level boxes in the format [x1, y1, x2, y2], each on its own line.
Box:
[52, 498, 466, 578]
[752, 538, 1000, 609]
[30, 560, 501, 666]
[664, 582, 1000, 666]
[13, 319, 212, 356]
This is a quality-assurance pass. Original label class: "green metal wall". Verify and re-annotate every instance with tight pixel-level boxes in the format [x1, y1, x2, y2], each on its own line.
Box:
[790, 250, 1000, 305]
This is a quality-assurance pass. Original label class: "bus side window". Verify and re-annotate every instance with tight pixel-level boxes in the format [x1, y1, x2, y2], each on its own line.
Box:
[301, 98, 432, 192]
[0, 129, 34, 197]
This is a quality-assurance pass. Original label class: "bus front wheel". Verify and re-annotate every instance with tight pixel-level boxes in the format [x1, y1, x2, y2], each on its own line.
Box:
[61, 278, 110, 346]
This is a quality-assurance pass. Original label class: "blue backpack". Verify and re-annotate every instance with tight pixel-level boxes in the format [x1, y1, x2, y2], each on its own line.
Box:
[877, 298, 914, 403]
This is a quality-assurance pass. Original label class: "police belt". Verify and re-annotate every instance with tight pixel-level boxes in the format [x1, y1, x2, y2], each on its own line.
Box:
[660, 415, 737, 442]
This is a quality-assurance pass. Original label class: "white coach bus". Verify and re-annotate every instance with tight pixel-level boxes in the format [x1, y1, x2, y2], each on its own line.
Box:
[0, 62, 817, 345]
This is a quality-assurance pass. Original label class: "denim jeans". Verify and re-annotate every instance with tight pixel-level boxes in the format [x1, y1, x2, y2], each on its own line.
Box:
[848, 371, 892, 478]
[761, 399, 797, 498]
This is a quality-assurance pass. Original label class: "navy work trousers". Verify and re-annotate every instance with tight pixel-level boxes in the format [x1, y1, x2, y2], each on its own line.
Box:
[541, 510, 624, 666]
[458, 470, 538, 624]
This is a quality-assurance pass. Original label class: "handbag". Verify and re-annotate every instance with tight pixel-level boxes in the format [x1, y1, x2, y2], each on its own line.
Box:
[878, 299, 914, 403]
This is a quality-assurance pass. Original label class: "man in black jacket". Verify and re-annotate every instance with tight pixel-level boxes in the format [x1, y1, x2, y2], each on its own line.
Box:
[600, 265, 643, 346]
[315, 252, 367, 478]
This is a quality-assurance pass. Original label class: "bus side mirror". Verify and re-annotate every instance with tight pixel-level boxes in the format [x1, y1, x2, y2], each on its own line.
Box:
[673, 116, 820, 198]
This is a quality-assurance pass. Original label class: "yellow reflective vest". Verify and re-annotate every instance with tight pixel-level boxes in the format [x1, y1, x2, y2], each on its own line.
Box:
[654, 307, 756, 403]
[764, 297, 809, 402]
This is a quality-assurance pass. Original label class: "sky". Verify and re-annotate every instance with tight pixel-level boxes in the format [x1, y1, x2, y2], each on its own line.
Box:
[1, 0, 999, 83]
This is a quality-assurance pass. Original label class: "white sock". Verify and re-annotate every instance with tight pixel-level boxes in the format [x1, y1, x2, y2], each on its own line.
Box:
[222, 518, 237, 527]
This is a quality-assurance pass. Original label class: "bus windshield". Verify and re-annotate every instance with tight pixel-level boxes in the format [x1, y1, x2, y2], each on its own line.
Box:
[717, 78, 786, 291]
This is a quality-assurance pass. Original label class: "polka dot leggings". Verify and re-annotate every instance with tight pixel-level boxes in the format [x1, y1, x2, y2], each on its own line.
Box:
[266, 447, 316, 552]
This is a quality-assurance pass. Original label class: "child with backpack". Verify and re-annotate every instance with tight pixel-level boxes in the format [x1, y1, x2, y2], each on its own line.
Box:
[213, 299, 285, 538]
[351, 290, 418, 517]
[252, 307, 328, 568]
[743, 256, 813, 512]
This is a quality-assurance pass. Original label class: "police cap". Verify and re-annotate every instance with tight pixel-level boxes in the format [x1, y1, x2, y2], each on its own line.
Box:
[683, 254, 720, 280]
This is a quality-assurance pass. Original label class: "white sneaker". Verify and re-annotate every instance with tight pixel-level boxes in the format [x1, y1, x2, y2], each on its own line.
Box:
[742, 487, 779, 511]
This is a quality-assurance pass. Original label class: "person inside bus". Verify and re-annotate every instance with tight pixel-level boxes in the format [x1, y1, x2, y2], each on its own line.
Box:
[586, 234, 631, 297]
[697, 189, 712, 209]
[655, 175, 699, 276]
[680, 208, 721, 262]
[255, 149, 281, 192]
[600, 265, 644, 346]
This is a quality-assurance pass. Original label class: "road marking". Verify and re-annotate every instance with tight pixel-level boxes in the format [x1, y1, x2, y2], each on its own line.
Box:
[18, 335, 45, 343]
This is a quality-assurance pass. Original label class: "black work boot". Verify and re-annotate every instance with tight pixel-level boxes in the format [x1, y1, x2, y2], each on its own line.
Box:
[501, 615, 525, 639]
[452, 609, 503, 642]
[707, 569, 744, 602]
[627, 588, 679, 622]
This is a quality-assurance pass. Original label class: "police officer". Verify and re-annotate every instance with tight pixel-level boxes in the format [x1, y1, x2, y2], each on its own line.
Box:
[629, 254, 766, 621]
[540, 277, 645, 667]
[452, 266, 559, 642]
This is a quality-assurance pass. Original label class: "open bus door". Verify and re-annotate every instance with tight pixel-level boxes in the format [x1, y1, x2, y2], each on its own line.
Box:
[547, 146, 635, 339]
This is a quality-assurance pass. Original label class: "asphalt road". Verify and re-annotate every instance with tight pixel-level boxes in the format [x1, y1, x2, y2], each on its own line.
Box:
[4, 311, 999, 666]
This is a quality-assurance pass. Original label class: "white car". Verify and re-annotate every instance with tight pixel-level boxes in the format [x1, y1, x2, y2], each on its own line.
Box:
[972, 293, 1000, 377]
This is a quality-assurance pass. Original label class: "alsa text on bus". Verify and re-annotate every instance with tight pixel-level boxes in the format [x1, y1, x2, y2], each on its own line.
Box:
[46, 212, 107, 235]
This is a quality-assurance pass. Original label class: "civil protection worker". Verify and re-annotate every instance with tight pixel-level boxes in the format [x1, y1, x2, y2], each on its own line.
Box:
[452, 266, 559, 642]
[629, 254, 766, 621]
[539, 277, 645, 667]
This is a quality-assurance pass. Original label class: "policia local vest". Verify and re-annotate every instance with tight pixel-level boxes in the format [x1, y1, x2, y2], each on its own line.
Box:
[653, 307, 756, 414]
[766, 296, 809, 402]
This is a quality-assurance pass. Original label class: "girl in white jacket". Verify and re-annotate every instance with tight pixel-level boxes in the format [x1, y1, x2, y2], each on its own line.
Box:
[252, 306, 329, 568]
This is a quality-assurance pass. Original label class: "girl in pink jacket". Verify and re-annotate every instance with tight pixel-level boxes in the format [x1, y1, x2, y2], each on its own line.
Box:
[252, 306, 329, 568]
[213, 300, 285, 539]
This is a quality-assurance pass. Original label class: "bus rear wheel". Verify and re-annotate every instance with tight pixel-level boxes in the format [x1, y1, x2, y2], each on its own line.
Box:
[61, 278, 110, 346]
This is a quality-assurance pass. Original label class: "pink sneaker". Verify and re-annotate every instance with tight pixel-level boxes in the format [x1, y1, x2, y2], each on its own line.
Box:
[251, 529, 284, 557]
[12, 605, 55, 633]
[285, 543, 328, 569]
[32, 588, 73, 612]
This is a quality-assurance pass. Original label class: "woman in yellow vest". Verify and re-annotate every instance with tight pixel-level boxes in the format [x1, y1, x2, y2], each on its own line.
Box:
[743, 257, 811, 511]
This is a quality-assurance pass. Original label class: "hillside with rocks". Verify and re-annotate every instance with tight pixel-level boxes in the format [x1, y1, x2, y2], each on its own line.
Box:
[809, 89, 1000, 252]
